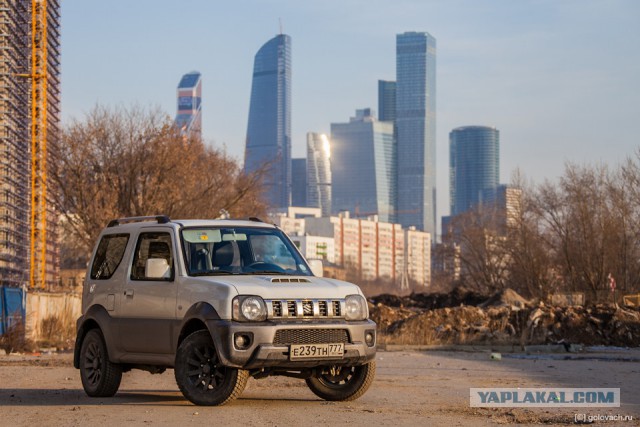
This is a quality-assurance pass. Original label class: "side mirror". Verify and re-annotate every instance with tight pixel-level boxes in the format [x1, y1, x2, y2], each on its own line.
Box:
[146, 258, 171, 279]
[307, 259, 323, 277]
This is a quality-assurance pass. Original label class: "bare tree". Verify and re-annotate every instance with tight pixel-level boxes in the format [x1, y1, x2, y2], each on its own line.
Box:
[51, 105, 268, 258]
[447, 208, 511, 293]
[531, 162, 640, 302]
[502, 175, 554, 299]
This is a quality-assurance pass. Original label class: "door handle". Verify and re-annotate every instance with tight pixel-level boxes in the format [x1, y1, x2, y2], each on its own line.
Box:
[124, 289, 134, 297]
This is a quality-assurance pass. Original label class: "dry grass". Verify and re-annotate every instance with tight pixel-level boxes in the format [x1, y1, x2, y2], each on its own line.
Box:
[0, 321, 34, 354]
[36, 303, 76, 350]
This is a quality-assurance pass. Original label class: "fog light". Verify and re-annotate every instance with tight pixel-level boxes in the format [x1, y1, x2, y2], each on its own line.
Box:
[365, 330, 375, 347]
[234, 333, 252, 350]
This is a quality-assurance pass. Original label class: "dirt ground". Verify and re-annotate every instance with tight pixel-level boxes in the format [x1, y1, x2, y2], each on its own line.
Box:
[1, 349, 639, 426]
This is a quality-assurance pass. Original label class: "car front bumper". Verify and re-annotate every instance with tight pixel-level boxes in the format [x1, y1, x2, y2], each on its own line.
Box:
[206, 319, 377, 370]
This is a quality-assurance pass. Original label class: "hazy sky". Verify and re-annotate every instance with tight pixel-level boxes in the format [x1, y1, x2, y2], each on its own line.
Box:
[61, 0, 640, 228]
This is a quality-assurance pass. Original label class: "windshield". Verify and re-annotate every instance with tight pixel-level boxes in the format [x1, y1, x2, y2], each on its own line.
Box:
[181, 226, 312, 276]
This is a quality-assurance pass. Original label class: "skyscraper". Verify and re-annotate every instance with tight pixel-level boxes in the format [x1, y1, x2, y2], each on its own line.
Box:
[331, 109, 395, 223]
[175, 71, 202, 138]
[395, 31, 437, 235]
[378, 80, 396, 122]
[291, 158, 307, 207]
[244, 34, 292, 209]
[0, 0, 60, 288]
[449, 126, 500, 216]
[306, 132, 332, 217]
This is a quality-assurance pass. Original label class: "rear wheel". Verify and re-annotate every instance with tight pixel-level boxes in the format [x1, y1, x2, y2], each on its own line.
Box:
[79, 329, 122, 397]
[306, 361, 376, 401]
[175, 330, 248, 406]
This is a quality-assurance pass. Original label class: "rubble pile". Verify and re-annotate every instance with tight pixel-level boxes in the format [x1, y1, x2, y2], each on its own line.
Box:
[370, 287, 487, 310]
[370, 289, 640, 347]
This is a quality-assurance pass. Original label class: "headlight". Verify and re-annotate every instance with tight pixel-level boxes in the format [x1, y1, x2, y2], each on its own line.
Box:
[232, 296, 267, 322]
[344, 294, 368, 321]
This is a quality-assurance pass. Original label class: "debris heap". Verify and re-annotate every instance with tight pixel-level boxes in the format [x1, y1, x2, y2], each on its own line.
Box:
[369, 289, 640, 347]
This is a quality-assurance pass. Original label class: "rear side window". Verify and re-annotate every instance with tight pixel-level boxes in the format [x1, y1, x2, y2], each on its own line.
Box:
[90, 234, 130, 280]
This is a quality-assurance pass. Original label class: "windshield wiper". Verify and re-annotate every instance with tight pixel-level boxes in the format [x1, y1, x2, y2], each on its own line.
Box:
[189, 271, 235, 276]
[247, 270, 288, 275]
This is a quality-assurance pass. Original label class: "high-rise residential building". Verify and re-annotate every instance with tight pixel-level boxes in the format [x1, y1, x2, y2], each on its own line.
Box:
[449, 126, 500, 216]
[378, 80, 396, 122]
[330, 109, 395, 223]
[291, 158, 307, 207]
[395, 31, 437, 235]
[481, 184, 522, 232]
[0, 0, 60, 288]
[306, 132, 332, 217]
[244, 34, 292, 209]
[175, 71, 202, 138]
[302, 212, 430, 287]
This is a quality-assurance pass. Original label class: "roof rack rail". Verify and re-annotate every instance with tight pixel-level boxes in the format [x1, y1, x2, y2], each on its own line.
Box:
[107, 215, 171, 228]
[248, 217, 264, 223]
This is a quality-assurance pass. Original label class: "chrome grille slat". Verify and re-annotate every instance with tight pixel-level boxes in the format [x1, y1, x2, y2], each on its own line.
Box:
[319, 301, 327, 316]
[272, 301, 282, 317]
[273, 329, 350, 345]
[333, 300, 342, 317]
[266, 298, 345, 319]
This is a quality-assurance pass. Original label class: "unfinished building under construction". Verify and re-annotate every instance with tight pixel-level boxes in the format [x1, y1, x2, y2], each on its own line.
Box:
[0, 0, 60, 289]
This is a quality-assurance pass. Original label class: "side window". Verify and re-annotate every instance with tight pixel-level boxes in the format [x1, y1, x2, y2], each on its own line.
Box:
[90, 234, 130, 280]
[131, 232, 174, 281]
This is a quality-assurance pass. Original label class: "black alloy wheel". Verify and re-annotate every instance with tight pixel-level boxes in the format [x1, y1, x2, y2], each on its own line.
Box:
[175, 330, 248, 406]
[306, 361, 376, 401]
[79, 329, 122, 397]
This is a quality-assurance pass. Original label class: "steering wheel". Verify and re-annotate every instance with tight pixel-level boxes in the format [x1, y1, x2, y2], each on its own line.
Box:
[247, 262, 286, 273]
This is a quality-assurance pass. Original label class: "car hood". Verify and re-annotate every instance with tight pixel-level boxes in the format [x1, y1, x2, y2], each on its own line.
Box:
[198, 275, 363, 299]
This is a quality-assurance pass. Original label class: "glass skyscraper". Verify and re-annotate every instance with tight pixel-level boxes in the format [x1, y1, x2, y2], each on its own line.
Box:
[175, 71, 202, 138]
[291, 158, 307, 207]
[395, 31, 437, 235]
[331, 109, 395, 223]
[378, 80, 396, 122]
[306, 132, 332, 217]
[449, 126, 500, 216]
[244, 34, 292, 209]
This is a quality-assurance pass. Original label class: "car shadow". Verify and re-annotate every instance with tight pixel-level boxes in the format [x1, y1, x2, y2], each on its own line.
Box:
[0, 388, 321, 407]
[0, 388, 186, 406]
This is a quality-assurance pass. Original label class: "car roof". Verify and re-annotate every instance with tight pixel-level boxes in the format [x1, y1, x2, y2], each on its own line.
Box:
[173, 219, 276, 229]
[102, 217, 276, 232]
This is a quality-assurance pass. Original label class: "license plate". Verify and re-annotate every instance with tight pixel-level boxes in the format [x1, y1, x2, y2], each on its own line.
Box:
[290, 343, 344, 360]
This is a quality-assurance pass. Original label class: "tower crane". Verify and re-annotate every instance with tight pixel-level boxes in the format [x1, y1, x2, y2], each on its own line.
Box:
[27, 0, 48, 289]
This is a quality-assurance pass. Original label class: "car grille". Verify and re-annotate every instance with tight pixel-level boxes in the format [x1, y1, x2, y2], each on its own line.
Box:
[273, 329, 350, 345]
[267, 299, 344, 319]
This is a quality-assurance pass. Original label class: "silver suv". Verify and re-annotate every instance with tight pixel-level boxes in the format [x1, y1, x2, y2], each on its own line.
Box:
[74, 216, 376, 405]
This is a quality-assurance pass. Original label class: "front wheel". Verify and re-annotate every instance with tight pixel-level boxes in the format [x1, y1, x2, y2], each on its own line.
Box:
[306, 361, 376, 401]
[175, 330, 248, 406]
[79, 329, 122, 397]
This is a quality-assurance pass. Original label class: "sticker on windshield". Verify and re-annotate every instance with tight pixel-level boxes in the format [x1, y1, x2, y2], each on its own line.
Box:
[182, 229, 222, 243]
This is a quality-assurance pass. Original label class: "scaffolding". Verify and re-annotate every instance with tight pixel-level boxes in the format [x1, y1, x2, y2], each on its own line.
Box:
[0, 0, 59, 289]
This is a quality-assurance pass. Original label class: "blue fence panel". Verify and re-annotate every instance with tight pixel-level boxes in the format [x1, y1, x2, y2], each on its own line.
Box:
[0, 287, 4, 335]
[0, 286, 26, 335]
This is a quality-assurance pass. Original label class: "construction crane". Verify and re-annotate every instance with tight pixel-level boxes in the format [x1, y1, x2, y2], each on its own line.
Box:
[27, 0, 48, 289]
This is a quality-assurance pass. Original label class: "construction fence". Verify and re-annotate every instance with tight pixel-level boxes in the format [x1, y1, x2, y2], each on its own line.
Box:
[0, 286, 80, 343]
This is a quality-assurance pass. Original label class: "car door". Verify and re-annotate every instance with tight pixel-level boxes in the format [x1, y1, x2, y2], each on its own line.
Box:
[118, 229, 178, 354]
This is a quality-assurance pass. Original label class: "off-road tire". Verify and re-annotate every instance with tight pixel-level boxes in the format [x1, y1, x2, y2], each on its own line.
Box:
[79, 329, 122, 397]
[306, 361, 376, 401]
[175, 330, 248, 406]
